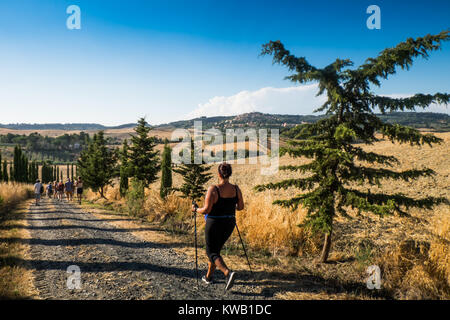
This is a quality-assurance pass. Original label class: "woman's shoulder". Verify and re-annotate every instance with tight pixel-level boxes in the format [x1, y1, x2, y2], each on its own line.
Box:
[207, 185, 219, 192]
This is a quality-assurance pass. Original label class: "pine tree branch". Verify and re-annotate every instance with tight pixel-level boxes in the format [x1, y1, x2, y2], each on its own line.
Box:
[260, 40, 318, 83]
[341, 188, 449, 216]
[254, 176, 318, 192]
[369, 93, 450, 113]
[281, 145, 329, 159]
[279, 163, 316, 173]
[339, 165, 435, 184]
[380, 123, 443, 146]
[272, 194, 309, 211]
[357, 30, 449, 86]
[345, 145, 399, 166]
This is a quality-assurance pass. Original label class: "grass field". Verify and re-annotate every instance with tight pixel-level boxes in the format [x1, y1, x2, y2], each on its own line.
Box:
[0, 183, 36, 299]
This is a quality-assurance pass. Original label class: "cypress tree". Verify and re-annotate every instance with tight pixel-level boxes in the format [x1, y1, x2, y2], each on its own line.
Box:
[41, 163, 46, 183]
[57, 166, 60, 182]
[47, 163, 51, 183]
[119, 139, 130, 197]
[174, 139, 212, 202]
[9, 163, 13, 183]
[3, 160, 8, 182]
[42, 162, 50, 183]
[128, 118, 160, 187]
[67, 164, 70, 181]
[21, 154, 28, 183]
[28, 161, 33, 183]
[77, 131, 117, 199]
[160, 140, 173, 199]
[71, 163, 74, 181]
[13, 145, 20, 182]
[30, 161, 36, 182]
[256, 31, 450, 262]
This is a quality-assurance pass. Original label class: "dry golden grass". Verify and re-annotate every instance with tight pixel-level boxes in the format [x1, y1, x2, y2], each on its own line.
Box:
[0, 182, 33, 213]
[376, 206, 450, 299]
[0, 183, 37, 299]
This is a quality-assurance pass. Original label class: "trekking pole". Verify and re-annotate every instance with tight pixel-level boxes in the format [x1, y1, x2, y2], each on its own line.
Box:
[235, 222, 253, 275]
[192, 200, 199, 288]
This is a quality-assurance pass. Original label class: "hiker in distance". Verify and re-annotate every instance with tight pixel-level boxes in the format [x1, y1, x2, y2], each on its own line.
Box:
[192, 162, 244, 290]
[53, 181, 58, 199]
[65, 178, 74, 201]
[57, 180, 64, 201]
[75, 176, 83, 204]
[34, 179, 43, 206]
[46, 181, 53, 198]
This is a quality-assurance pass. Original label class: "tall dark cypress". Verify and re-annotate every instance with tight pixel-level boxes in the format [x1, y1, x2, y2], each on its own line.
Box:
[9, 164, 13, 182]
[256, 31, 450, 262]
[160, 141, 173, 199]
[3, 160, 8, 182]
[28, 161, 33, 183]
[13, 145, 20, 182]
[119, 139, 130, 197]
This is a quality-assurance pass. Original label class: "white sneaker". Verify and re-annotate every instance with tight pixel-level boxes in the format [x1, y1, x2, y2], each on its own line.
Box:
[225, 271, 236, 291]
[202, 276, 213, 285]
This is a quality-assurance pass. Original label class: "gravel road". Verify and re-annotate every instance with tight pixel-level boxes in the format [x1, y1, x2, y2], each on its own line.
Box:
[26, 197, 265, 300]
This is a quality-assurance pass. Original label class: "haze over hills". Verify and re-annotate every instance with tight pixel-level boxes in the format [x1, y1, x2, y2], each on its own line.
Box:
[0, 123, 137, 131]
[0, 112, 449, 132]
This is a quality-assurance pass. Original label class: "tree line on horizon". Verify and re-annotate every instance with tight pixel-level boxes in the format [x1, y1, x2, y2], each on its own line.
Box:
[0, 145, 77, 184]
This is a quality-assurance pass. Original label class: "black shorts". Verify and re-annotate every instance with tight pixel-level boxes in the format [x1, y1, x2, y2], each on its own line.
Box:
[77, 188, 83, 195]
[205, 217, 235, 263]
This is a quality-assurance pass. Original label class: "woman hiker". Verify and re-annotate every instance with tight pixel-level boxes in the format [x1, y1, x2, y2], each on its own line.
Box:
[75, 177, 83, 204]
[192, 162, 244, 291]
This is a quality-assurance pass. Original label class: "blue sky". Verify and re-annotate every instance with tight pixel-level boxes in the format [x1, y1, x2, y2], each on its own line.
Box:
[0, 0, 449, 125]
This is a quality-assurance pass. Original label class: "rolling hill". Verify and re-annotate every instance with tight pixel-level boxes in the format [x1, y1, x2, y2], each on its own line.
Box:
[0, 112, 449, 133]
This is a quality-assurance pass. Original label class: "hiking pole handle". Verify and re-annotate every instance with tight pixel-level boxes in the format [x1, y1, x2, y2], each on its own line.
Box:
[192, 200, 198, 213]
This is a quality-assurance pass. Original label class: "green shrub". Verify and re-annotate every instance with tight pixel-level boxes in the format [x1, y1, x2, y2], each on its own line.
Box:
[126, 179, 146, 217]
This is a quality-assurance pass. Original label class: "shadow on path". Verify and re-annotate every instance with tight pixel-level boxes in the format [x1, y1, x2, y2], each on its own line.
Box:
[0, 224, 163, 233]
[0, 237, 191, 249]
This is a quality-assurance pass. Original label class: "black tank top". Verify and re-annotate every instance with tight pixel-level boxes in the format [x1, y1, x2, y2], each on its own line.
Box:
[208, 185, 238, 218]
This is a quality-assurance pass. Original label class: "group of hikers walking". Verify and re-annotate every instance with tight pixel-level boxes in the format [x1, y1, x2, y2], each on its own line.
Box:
[33, 177, 84, 205]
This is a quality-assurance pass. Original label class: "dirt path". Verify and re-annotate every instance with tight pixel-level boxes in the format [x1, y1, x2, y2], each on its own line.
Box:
[25, 197, 264, 300]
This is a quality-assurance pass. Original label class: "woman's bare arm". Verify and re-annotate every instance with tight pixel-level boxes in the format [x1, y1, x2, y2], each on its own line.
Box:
[194, 186, 217, 215]
[236, 185, 244, 211]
